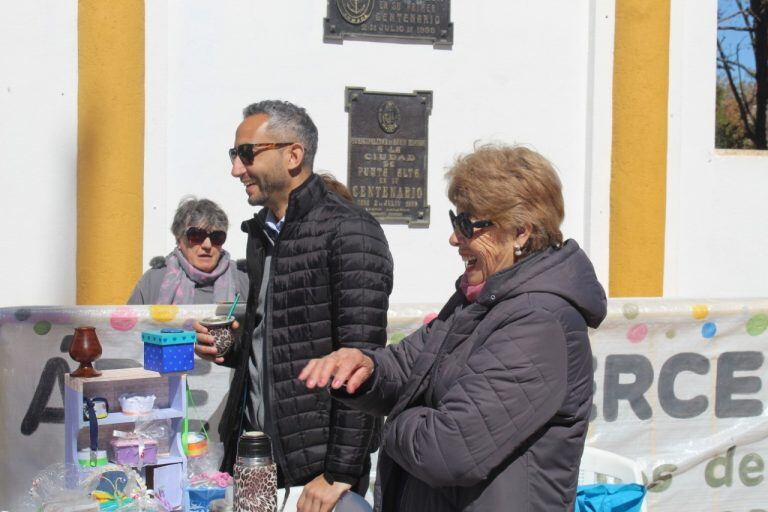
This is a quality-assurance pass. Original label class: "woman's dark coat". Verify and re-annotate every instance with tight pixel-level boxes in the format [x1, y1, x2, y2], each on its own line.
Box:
[337, 240, 606, 511]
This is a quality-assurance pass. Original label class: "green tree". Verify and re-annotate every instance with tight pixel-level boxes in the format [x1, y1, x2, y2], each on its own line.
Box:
[716, 79, 755, 148]
[716, 0, 768, 149]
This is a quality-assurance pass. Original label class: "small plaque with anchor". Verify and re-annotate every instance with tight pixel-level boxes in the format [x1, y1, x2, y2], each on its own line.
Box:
[325, 0, 453, 49]
[345, 87, 432, 228]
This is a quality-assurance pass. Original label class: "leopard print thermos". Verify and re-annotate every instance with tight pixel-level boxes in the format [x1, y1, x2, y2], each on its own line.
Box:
[233, 431, 278, 512]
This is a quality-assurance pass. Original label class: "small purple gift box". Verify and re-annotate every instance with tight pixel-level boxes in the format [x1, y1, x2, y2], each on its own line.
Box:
[108, 436, 158, 465]
[142, 329, 195, 373]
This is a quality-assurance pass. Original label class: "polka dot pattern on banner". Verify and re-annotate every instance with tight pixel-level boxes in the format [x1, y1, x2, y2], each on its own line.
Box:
[33, 321, 52, 336]
[702, 322, 717, 339]
[665, 329, 676, 339]
[622, 303, 639, 320]
[627, 324, 648, 343]
[150, 305, 179, 323]
[110, 307, 139, 332]
[692, 304, 709, 320]
[746, 314, 768, 336]
[144, 343, 194, 372]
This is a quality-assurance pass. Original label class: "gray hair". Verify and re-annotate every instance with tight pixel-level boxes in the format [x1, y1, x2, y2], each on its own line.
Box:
[171, 196, 229, 240]
[242, 100, 318, 169]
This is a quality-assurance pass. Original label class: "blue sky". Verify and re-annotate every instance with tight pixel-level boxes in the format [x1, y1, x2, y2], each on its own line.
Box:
[718, 0, 757, 80]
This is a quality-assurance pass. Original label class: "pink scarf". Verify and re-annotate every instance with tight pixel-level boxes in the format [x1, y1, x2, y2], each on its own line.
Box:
[459, 273, 485, 302]
[157, 247, 237, 304]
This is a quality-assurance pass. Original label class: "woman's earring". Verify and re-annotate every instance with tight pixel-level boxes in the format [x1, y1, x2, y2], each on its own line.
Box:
[514, 243, 522, 257]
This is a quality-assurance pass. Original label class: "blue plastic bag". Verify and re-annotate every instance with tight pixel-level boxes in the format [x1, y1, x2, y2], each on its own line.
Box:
[187, 486, 226, 512]
[574, 483, 646, 512]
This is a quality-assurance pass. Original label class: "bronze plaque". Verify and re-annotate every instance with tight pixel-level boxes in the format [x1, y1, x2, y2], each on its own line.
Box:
[345, 87, 432, 228]
[325, 0, 453, 49]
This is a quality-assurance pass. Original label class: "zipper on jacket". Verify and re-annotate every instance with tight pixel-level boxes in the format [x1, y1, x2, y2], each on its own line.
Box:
[240, 215, 291, 481]
[233, 221, 264, 440]
[261, 221, 293, 484]
[424, 303, 486, 408]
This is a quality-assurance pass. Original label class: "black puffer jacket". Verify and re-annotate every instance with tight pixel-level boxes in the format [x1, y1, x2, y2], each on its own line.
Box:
[219, 174, 393, 486]
[337, 240, 606, 511]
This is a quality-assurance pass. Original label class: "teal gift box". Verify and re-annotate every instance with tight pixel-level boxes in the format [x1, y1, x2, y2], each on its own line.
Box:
[141, 329, 196, 373]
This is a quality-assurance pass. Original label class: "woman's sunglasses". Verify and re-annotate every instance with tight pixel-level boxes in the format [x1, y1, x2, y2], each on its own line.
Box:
[449, 209, 493, 239]
[228, 142, 294, 166]
[186, 227, 227, 246]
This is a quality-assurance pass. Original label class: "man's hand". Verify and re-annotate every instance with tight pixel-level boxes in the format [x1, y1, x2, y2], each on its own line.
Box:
[298, 348, 375, 394]
[297, 474, 352, 512]
[192, 319, 239, 364]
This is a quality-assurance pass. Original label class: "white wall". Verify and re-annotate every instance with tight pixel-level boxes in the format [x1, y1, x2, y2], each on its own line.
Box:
[665, 0, 768, 298]
[145, 0, 615, 304]
[0, 1, 78, 307]
[10, 1, 760, 307]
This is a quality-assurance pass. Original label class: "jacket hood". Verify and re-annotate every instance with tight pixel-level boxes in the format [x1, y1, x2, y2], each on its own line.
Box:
[476, 239, 607, 328]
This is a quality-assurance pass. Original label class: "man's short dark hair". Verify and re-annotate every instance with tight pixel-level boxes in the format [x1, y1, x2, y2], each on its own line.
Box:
[243, 100, 319, 169]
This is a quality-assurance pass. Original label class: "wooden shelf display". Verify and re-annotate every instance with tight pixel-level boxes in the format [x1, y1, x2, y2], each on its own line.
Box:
[64, 368, 188, 508]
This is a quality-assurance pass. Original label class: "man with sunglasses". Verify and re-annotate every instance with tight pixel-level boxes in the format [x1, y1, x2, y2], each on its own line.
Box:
[194, 100, 393, 512]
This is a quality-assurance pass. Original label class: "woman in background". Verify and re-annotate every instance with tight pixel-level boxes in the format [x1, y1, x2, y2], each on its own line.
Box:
[128, 196, 248, 305]
[318, 172, 354, 202]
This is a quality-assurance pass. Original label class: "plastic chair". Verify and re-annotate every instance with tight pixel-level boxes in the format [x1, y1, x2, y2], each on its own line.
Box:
[578, 447, 648, 512]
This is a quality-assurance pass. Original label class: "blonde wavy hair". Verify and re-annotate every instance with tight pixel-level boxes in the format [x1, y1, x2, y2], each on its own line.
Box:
[446, 143, 564, 255]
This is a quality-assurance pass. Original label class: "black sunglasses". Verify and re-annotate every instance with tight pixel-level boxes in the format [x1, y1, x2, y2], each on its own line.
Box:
[449, 209, 493, 239]
[228, 142, 294, 166]
[186, 227, 227, 246]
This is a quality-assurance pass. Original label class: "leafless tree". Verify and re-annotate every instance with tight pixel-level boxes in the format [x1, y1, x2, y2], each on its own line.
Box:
[717, 0, 768, 149]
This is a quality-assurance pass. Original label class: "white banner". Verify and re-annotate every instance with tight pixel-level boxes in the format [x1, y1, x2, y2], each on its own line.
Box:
[588, 299, 768, 512]
[1, 300, 767, 511]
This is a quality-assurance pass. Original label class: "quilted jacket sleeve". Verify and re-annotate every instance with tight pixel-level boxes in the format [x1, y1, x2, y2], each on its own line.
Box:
[324, 214, 393, 484]
[333, 322, 430, 416]
[382, 307, 568, 488]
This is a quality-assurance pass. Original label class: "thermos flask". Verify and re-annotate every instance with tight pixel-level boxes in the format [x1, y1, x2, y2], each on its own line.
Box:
[233, 431, 278, 512]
